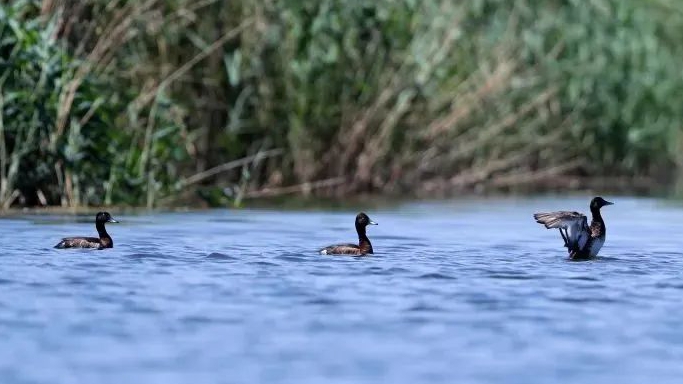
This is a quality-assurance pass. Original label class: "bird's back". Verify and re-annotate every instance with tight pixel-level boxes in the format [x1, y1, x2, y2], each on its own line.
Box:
[320, 243, 362, 255]
[54, 237, 101, 249]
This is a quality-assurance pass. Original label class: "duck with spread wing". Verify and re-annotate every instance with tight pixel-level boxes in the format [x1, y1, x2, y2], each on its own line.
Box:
[534, 197, 613, 260]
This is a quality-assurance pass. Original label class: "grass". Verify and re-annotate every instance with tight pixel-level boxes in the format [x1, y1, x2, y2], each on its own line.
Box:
[1, 0, 683, 209]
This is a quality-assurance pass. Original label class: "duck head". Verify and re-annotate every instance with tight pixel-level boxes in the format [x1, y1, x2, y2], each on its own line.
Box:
[590, 196, 614, 210]
[355, 212, 378, 229]
[96, 211, 119, 224]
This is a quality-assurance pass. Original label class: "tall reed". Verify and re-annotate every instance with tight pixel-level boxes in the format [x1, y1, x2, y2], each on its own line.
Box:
[1, 0, 682, 209]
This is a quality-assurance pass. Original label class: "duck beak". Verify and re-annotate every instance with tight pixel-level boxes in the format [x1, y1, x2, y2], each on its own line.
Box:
[604, 200, 614, 206]
[369, 221, 378, 225]
[108, 218, 119, 223]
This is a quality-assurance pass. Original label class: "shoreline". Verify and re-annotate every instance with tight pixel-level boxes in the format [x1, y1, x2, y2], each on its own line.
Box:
[0, 178, 676, 217]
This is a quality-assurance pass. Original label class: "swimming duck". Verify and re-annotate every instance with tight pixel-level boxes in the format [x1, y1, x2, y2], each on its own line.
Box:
[54, 212, 119, 249]
[533, 196, 613, 259]
[320, 212, 378, 255]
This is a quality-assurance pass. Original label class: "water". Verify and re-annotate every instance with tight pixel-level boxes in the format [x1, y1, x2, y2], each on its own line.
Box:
[1, 197, 683, 384]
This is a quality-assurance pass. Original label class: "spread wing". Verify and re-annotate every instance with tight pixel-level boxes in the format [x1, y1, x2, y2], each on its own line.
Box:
[533, 211, 590, 252]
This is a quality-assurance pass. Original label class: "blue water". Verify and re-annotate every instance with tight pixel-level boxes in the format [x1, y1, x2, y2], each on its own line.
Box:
[1, 197, 683, 384]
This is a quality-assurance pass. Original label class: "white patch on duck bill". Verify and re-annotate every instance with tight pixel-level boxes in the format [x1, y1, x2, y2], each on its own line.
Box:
[320, 249, 328, 255]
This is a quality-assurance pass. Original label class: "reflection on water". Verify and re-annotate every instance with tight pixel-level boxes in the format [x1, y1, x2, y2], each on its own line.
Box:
[1, 197, 683, 384]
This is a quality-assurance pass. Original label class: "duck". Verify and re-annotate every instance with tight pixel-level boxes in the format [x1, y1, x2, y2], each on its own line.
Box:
[533, 196, 613, 259]
[54, 212, 119, 249]
[320, 212, 378, 255]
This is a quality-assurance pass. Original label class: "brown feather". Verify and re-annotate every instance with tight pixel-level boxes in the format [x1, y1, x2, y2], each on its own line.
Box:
[533, 211, 585, 228]
[319, 212, 376, 256]
[534, 197, 613, 259]
[55, 237, 101, 249]
[54, 211, 117, 250]
[320, 244, 363, 255]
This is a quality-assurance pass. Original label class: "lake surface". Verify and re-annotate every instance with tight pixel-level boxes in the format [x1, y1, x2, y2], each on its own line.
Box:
[1, 196, 683, 384]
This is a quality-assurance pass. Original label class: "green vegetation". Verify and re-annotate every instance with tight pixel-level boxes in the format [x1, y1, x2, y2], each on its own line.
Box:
[1, 0, 682, 209]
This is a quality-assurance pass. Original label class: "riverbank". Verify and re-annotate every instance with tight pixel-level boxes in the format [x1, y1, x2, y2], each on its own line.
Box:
[1, 0, 682, 209]
[0, 176, 675, 216]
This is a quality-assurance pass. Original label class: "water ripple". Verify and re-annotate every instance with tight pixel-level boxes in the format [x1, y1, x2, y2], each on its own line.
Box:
[1, 198, 682, 384]
[416, 272, 456, 280]
[205, 252, 238, 260]
[487, 273, 543, 280]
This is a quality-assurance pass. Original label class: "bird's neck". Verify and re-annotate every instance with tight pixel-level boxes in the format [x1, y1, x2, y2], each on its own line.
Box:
[590, 207, 606, 236]
[96, 222, 111, 240]
[590, 207, 603, 223]
[356, 225, 373, 254]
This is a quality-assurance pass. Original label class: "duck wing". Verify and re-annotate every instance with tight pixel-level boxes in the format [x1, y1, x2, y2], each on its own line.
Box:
[533, 211, 590, 252]
[319, 243, 361, 255]
[54, 237, 101, 249]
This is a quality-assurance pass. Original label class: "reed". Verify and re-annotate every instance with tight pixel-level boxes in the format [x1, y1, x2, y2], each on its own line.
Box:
[1, 0, 682, 209]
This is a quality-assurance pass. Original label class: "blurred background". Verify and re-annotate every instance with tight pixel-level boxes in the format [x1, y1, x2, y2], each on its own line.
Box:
[5, 3, 683, 383]
[1, 0, 682, 209]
